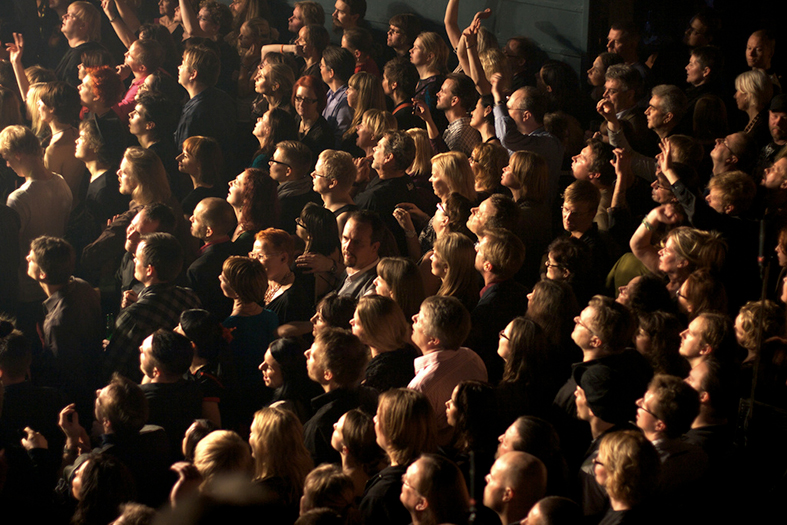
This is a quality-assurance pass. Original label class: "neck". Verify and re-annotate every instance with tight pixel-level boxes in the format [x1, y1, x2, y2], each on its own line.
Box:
[391, 91, 407, 106]
[478, 123, 496, 142]
[483, 273, 502, 287]
[40, 281, 65, 298]
[301, 113, 318, 128]
[263, 92, 282, 107]
[444, 106, 465, 123]
[328, 79, 344, 92]
[378, 167, 405, 180]
[151, 373, 179, 384]
[49, 120, 73, 135]
[692, 407, 727, 429]
[232, 299, 262, 316]
[190, 174, 211, 189]
[510, 187, 523, 202]
[187, 83, 207, 99]
[321, 191, 353, 210]
[609, 498, 631, 511]
[590, 417, 614, 439]
[85, 159, 109, 179]
[67, 35, 88, 48]
[137, 133, 155, 149]
[204, 234, 230, 245]
[415, 65, 437, 79]
[190, 356, 207, 375]
[655, 126, 671, 140]
[24, 159, 54, 181]
[583, 347, 611, 362]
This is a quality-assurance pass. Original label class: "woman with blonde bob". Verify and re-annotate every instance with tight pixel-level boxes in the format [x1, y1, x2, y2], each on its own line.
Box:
[594, 430, 660, 523]
[502, 150, 549, 205]
[431, 151, 476, 203]
[734, 68, 773, 143]
[469, 142, 508, 198]
[249, 406, 314, 516]
[360, 388, 437, 525]
[373, 257, 425, 320]
[356, 108, 397, 156]
[431, 232, 479, 312]
[352, 295, 419, 392]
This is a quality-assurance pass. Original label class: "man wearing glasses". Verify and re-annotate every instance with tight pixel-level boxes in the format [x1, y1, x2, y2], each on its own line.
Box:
[268, 140, 321, 234]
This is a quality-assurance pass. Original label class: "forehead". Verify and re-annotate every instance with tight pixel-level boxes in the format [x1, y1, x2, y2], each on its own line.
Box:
[580, 305, 596, 321]
[771, 111, 787, 121]
[608, 29, 623, 40]
[335, 0, 349, 11]
[649, 96, 663, 109]
[344, 219, 372, 239]
[688, 316, 706, 333]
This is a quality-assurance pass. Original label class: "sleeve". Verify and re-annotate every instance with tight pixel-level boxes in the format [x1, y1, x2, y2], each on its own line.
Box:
[494, 104, 527, 153]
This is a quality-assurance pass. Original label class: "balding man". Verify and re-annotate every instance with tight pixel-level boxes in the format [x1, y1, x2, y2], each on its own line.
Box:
[187, 197, 241, 319]
[483, 451, 547, 525]
[524, 496, 582, 525]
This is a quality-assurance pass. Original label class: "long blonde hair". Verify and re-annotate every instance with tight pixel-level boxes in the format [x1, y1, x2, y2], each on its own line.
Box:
[407, 128, 432, 177]
[249, 407, 313, 494]
[432, 151, 477, 202]
[344, 72, 386, 140]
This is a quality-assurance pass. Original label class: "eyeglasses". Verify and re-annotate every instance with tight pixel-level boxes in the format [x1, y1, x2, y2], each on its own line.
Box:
[294, 95, 318, 104]
[268, 158, 291, 168]
[295, 218, 306, 229]
[636, 398, 660, 419]
[573, 316, 598, 336]
[545, 260, 563, 270]
[498, 330, 510, 341]
[311, 170, 330, 179]
[592, 458, 604, 467]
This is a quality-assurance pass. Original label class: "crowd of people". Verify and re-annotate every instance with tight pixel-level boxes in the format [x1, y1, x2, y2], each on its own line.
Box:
[1, 0, 786, 523]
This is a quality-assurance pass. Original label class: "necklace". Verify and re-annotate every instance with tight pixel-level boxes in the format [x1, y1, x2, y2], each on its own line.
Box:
[50, 126, 74, 142]
[264, 270, 294, 304]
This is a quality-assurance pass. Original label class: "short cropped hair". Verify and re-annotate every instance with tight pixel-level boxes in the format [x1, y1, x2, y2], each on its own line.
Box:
[296, 1, 325, 25]
[182, 46, 221, 87]
[514, 86, 547, 123]
[563, 179, 601, 213]
[133, 39, 164, 71]
[707, 171, 756, 214]
[651, 84, 689, 122]
[322, 46, 355, 84]
[691, 46, 724, 81]
[383, 57, 419, 99]
[84, 66, 125, 106]
[484, 194, 521, 231]
[314, 327, 368, 387]
[0, 125, 43, 157]
[479, 228, 526, 280]
[148, 329, 193, 377]
[586, 138, 616, 187]
[98, 373, 149, 437]
[39, 81, 81, 126]
[382, 130, 416, 171]
[648, 374, 700, 438]
[418, 296, 471, 350]
[389, 13, 421, 44]
[587, 295, 635, 352]
[318, 149, 356, 190]
[221, 256, 268, 303]
[30, 236, 75, 285]
[196, 197, 236, 237]
[275, 140, 312, 176]
[605, 63, 642, 94]
[138, 232, 183, 282]
[445, 73, 479, 112]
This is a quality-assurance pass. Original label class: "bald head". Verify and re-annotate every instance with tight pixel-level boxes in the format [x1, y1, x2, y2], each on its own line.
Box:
[484, 451, 547, 522]
[191, 197, 237, 239]
[525, 496, 582, 525]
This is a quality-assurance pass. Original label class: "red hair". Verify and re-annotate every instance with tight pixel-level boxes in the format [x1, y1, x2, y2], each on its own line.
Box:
[292, 75, 327, 113]
[85, 65, 124, 106]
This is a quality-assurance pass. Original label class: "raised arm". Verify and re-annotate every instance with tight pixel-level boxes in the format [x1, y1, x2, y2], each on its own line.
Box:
[444, 0, 463, 50]
[462, 21, 490, 95]
[179, 0, 208, 38]
[102, 0, 137, 49]
[630, 204, 682, 273]
[114, 0, 141, 34]
[5, 33, 30, 101]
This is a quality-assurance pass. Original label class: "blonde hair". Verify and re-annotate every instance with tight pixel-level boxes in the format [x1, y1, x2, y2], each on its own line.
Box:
[406, 128, 432, 177]
[480, 48, 511, 94]
[376, 389, 436, 465]
[344, 72, 386, 140]
[597, 430, 659, 506]
[434, 232, 478, 303]
[362, 109, 397, 143]
[0, 124, 42, 158]
[735, 69, 773, 112]
[508, 150, 549, 203]
[25, 83, 49, 139]
[249, 407, 313, 499]
[193, 430, 252, 488]
[122, 147, 171, 205]
[356, 295, 411, 352]
[432, 151, 477, 202]
[470, 142, 508, 193]
[416, 32, 449, 74]
[70, 1, 102, 42]
[736, 300, 785, 351]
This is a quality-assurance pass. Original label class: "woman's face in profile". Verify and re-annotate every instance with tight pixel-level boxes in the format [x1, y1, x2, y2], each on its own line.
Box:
[259, 348, 283, 389]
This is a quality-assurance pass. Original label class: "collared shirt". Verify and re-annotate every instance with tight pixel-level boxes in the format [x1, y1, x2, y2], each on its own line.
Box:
[322, 84, 352, 144]
[493, 104, 564, 204]
[442, 116, 481, 156]
[104, 283, 201, 382]
[337, 259, 379, 299]
[114, 74, 149, 123]
[408, 347, 487, 444]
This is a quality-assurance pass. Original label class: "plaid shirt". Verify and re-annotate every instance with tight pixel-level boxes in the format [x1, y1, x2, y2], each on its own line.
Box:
[104, 283, 200, 382]
[442, 117, 481, 157]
